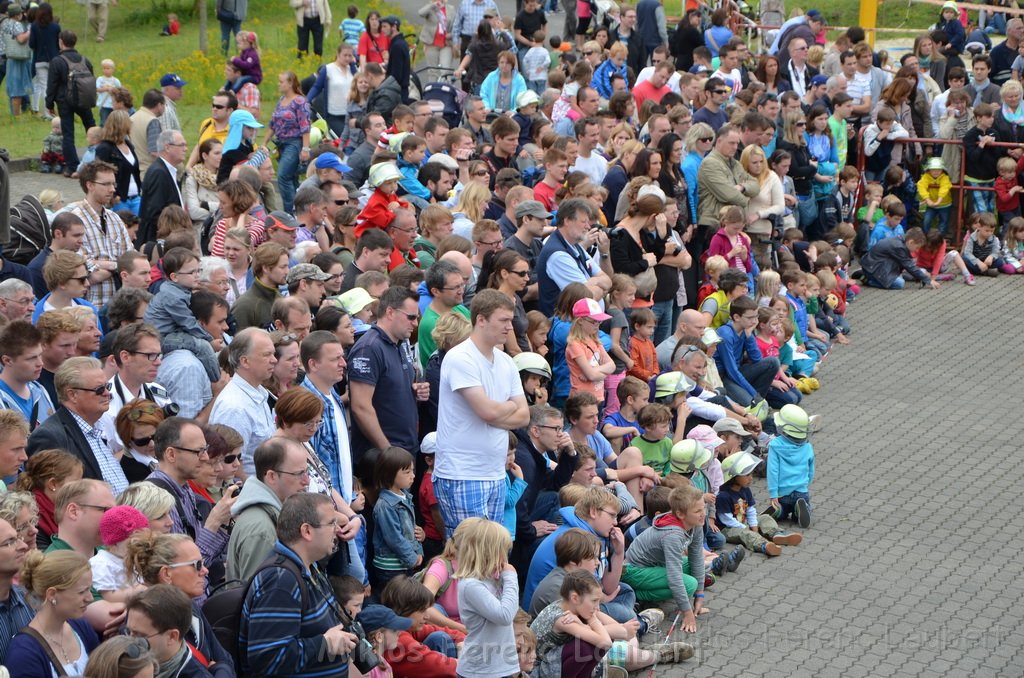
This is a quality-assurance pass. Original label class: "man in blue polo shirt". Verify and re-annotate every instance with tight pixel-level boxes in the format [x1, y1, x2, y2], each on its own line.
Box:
[347, 286, 427, 462]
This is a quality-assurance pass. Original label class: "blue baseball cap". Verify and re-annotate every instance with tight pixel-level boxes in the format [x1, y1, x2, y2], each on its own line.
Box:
[314, 153, 351, 174]
[228, 109, 264, 129]
[160, 73, 187, 88]
[357, 605, 413, 635]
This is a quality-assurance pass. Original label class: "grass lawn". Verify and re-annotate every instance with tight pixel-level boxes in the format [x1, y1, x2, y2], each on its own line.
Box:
[1, 0, 398, 160]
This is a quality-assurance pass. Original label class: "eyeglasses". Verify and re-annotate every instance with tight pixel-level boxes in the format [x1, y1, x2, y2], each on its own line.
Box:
[699, 137, 714, 143]
[473, 170, 489, 176]
[131, 435, 154, 447]
[398, 311, 419, 321]
[0, 536, 24, 549]
[391, 225, 417, 234]
[72, 383, 112, 396]
[89, 181, 116, 187]
[334, 199, 348, 205]
[121, 627, 163, 641]
[167, 558, 205, 572]
[441, 283, 466, 291]
[3, 297, 34, 306]
[510, 269, 530, 277]
[167, 141, 188, 148]
[275, 467, 310, 478]
[600, 509, 618, 518]
[211, 103, 227, 109]
[309, 519, 340, 529]
[171, 444, 210, 456]
[176, 268, 199, 277]
[129, 351, 163, 362]
[14, 523, 35, 539]
[304, 419, 323, 430]
[792, 45, 808, 51]
[79, 504, 114, 513]
[223, 454, 239, 464]
[120, 638, 151, 658]
[674, 344, 702, 363]
[535, 424, 562, 432]
[477, 239, 503, 247]
[71, 276, 90, 284]
[584, 51, 595, 56]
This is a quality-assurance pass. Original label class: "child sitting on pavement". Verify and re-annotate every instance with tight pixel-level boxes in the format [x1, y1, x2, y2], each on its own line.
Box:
[715, 450, 803, 557]
[961, 211, 1009, 276]
[913, 229, 975, 285]
[379, 575, 466, 677]
[600, 376, 648, 454]
[767, 405, 816, 529]
[633, 403, 675, 477]
[857, 227, 941, 290]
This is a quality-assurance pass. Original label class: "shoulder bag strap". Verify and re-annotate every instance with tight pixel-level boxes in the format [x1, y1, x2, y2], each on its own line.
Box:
[19, 626, 69, 677]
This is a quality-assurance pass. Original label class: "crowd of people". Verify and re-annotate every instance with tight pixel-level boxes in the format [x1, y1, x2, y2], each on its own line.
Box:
[0, 0, 1019, 675]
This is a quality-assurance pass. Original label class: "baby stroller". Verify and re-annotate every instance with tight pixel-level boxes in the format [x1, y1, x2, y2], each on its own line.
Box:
[418, 68, 467, 129]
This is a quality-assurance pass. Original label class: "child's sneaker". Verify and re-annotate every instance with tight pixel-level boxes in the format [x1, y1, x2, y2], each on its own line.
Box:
[934, 273, 955, 281]
[964, 273, 976, 286]
[772, 532, 803, 546]
[709, 553, 727, 577]
[794, 498, 812, 528]
[704, 572, 716, 587]
[39, 163, 51, 174]
[796, 378, 813, 394]
[806, 377, 820, 391]
[651, 642, 695, 663]
[762, 542, 782, 556]
[637, 608, 664, 638]
[606, 667, 628, 678]
[726, 546, 745, 572]
[809, 414, 823, 432]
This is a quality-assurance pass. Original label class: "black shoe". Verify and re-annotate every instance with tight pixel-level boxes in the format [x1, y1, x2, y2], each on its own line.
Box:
[795, 498, 811, 528]
[851, 269, 865, 281]
[726, 546, 745, 572]
[710, 553, 726, 577]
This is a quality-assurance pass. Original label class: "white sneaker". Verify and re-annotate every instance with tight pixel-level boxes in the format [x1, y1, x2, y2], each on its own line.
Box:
[638, 607, 665, 636]
[809, 414, 823, 433]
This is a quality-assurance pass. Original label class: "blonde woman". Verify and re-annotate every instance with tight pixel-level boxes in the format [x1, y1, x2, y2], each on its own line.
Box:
[452, 182, 491, 239]
[340, 69, 373, 155]
[221, 226, 254, 305]
[776, 111, 818, 231]
[682, 123, 715, 226]
[740, 144, 785, 269]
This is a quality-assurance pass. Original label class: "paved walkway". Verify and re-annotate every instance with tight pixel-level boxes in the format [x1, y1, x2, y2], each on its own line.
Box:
[654, 279, 1024, 677]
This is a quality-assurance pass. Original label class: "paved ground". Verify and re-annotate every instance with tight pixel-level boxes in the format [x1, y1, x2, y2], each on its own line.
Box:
[650, 278, 1024, 677]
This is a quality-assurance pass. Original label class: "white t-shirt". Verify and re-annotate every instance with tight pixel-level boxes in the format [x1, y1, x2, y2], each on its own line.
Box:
[435, 339, 524, 481]
[325, 62, 353, 116]
[90, 549, 131, 592]
[572, 152, 608, 186]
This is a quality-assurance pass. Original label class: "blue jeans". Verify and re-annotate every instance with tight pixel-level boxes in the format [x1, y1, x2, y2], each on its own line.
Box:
[705, 523, 726, 551]
[767, 383, 801, 409]
[865, 273, 905, 289]
[777, 490, 811, 522]
[220, 18, 242, 55]
[796, 195, 818, 233]
[651, 299, 674, 346]
[600, 582, 637, 624]
[423, 630, 457, 657]
[276, 137, 303, 214]
[923, 206, 951, 235]
[722, 357, 779, 406]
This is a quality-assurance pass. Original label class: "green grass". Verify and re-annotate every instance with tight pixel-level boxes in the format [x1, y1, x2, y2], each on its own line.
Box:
[0, 0, 400, 159]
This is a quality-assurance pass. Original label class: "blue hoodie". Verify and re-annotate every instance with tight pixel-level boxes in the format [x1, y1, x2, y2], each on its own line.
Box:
[522, 505, 608, 609]
[767, 434, 815, 498]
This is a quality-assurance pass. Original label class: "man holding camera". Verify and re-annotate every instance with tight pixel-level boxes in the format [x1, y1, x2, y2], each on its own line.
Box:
[241, 492, 357, 675]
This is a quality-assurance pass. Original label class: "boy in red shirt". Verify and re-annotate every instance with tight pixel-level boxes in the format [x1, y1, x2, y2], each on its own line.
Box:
[533, 148, 569, 212]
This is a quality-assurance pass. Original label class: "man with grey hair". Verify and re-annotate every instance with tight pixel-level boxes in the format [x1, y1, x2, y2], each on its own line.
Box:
[417, 260, 470, 368]
[536, 197, 612, 315]
[293, 185, 330, 251]
[0, 280, 35, 324]
[209, 327, 277, 476]
[28, 356, 129, 493]
[991, 18, 1024, 85]
[461, 95, 493, 145]
[137, 129, 187, 245]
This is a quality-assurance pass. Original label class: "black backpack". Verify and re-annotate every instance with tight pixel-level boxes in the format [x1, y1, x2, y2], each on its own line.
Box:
[201, 551, 310, 671]
[8, 194, 48, 265]
[62, 54, 97, 109]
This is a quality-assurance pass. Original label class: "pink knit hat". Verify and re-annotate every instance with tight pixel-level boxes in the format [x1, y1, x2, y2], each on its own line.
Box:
[99, 505, 150, 547]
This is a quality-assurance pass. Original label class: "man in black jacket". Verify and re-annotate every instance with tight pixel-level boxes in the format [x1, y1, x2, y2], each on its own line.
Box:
[27, 356, 130, 494]
[364, 62, 403, 125]
[382, 16, 411, 104]
[137, 129, 187, 247]
[45, 31, 95, 177]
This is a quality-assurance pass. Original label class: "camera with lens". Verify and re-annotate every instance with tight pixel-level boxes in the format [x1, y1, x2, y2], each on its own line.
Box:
[347, 620, 381, 673]
[160, 402, 180, 418]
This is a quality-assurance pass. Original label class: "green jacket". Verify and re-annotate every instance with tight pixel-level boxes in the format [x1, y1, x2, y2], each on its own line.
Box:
[231, 278, 279, 331]
[697, 149, 759, 227]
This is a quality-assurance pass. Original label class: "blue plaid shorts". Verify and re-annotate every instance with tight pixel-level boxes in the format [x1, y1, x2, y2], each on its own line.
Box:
[432, 477, 506, 540]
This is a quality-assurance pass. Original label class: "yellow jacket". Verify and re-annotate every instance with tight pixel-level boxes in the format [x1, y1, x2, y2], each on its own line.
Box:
[916, 171, 953, 208]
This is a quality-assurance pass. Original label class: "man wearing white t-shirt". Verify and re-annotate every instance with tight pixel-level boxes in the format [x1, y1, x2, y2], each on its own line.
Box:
[571, 117, 607, 186]
[634, 46, 682, 94]
[434, 289, 530, 537]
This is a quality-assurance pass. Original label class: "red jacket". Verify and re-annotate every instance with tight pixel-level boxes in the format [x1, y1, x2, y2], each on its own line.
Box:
[355, 188, 410, 237]
[628, 335, 659, 382]
[383, 624, 466, 678]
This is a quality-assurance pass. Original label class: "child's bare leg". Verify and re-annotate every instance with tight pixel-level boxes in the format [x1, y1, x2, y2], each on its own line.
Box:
[614, 446, 646, 508]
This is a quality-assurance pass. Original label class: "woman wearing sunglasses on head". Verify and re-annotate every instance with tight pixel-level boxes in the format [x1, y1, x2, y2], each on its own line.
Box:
[124, 531, 234, 678]
[115, 401, 166, 484]
[83, 635, 158, 678]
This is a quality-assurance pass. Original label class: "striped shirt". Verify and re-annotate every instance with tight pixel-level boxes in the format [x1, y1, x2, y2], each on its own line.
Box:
[69, 410, 128, 495]
[0, 585, 34, 664]
[240, 542, 348, 677]
[453, 0, 498, 37]
[340, 18, 364, 46]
